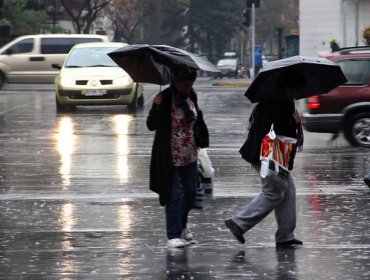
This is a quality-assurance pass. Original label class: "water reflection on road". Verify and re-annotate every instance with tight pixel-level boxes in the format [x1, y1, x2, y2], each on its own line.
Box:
[55, 116, 75, 187]
[0, 80, 369, 279]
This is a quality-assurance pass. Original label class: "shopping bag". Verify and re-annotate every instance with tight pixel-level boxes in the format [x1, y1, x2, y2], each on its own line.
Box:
[259, 129, 296, 189]
[193, 148, 215, 210]
[197, 148, 214, 194]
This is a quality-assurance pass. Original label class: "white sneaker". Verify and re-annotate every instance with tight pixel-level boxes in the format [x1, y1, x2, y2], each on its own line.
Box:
[167, 238, 186, 248]
[181, 228, 193, 241]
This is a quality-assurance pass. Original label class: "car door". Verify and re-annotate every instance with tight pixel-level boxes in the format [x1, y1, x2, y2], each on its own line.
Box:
[1, 37, 40, 82]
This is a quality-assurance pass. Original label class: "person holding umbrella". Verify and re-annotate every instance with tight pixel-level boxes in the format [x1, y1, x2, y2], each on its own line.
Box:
[225, 56, 346, 247]
[225, 70, 306, 247]
[147, 70, 209, 249]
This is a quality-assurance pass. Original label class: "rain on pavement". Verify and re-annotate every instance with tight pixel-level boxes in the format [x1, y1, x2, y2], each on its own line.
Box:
[0, 78, 369, 279]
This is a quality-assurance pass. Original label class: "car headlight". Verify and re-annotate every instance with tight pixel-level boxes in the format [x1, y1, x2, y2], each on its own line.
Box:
[60, 77, 76, 86]
[114, 76, 133, 85]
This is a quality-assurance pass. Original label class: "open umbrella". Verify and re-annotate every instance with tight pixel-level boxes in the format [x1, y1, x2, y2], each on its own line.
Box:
[245, 55, 347, 103]
[108, 44, 220, 85]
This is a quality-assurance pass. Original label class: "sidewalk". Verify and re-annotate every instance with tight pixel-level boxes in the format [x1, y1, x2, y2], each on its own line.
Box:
[211, 77, 252, 88]
[195, 76, 252, 88]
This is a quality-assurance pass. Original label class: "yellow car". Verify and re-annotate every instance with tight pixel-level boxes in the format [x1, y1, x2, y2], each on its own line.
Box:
[53, 42, 144, 113]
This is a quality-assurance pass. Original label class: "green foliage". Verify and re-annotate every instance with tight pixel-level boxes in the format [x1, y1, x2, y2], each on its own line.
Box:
[157, 0, 244, 62]
[3, 0, 48, 36]
[188, 0, 244, 60]
[178, 0, 190, 7]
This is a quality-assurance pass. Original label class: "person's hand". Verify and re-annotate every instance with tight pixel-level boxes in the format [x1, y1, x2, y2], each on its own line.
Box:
[153, 93, 163, 105]
[293, 111, 301, 124]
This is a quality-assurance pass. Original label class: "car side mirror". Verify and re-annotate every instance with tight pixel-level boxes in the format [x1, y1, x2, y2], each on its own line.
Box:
[5, 49, 13, 55]
[52, 63, 62, 70]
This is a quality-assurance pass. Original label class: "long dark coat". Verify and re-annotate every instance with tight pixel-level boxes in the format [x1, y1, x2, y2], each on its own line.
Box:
[146, 85, 208, 206]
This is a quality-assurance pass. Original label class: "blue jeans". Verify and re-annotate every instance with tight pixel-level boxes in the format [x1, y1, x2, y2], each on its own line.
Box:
[166, 161, 198, 239]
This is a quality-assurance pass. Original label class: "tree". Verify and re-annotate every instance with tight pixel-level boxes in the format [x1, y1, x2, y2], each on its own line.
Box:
[363, 25, 370, 45]
[104, 0, 154, 43]
[59, 0, 111, 34]
[2, 0, 48, 36]
[186, 0, 244, 61]
[254, 0, 299, 54]
[157, 0, 244, 62]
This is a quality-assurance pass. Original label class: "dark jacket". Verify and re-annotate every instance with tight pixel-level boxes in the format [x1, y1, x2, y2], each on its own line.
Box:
[146, 85, 209, 206]
[239, 98, 300, 170]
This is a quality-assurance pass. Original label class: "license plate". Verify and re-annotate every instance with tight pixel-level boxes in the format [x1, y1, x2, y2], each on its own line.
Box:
[83, 89, 106, 96]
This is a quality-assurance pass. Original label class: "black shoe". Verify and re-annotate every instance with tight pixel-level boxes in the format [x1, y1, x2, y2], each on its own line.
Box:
[276, 239, 303, 247]
[364, 175, 370, 188]
[224, 219, 245, 244]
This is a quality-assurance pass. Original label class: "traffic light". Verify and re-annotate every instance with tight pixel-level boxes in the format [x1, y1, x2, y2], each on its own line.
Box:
[243, 9, 251, 27]
[247, 0, 260, 8]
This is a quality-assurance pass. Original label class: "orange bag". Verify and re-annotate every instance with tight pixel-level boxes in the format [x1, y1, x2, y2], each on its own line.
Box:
[260, 130, 297, 188]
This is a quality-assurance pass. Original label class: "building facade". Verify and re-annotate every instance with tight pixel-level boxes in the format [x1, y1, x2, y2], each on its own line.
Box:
[300, 0, 370, 56]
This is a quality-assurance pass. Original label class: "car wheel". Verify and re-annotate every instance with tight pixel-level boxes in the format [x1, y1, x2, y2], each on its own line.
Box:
[0, 72, 5, 90]
[128, 87, 138, 112]
[343, 112, 370, 148]
[138, 94, 144, 108]
[56, 97, 68, 113]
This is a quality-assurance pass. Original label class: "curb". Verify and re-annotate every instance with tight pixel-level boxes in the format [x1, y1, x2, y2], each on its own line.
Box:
[212, 82, 252, 87]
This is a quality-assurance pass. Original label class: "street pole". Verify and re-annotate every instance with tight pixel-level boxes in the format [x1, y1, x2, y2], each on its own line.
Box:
[355, 0, 359, 46]
[251, 3, 255, 79]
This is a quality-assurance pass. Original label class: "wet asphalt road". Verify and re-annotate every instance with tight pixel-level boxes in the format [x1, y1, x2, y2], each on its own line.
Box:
[0, 78, 369, 279]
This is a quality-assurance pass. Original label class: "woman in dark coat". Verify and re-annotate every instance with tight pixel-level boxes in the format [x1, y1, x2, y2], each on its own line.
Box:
[146, 71, 209, 248]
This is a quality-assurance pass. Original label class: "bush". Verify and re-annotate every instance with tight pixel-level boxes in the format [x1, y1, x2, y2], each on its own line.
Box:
[363, 25, 370, 45]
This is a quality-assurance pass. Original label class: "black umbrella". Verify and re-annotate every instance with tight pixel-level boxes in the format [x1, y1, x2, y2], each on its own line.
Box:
[245, 55, 347, 103]
[108, 44, 219, 85]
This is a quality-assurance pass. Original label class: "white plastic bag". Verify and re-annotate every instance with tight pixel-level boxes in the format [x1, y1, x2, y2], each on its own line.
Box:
[198, 148, 215, 178]
[197, 148, 214, 195]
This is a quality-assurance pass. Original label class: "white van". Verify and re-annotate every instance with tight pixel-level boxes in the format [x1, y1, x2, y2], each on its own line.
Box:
[0, 34, 110, 89]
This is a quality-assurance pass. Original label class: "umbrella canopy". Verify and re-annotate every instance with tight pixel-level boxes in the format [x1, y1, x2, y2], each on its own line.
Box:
[108, 44, 219, 85]
[245, 55, 347, 103]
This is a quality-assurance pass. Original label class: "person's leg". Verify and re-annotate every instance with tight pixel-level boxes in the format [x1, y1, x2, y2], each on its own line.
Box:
[165, 168, 184, 239]
[232, 176, 286, 233]
[179, 161, 198, 230]
[274, 174, 297, 243]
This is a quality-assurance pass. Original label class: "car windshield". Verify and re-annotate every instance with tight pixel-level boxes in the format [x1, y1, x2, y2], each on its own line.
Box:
[217, 59, 237, 67]
[65, 47, 118, 68]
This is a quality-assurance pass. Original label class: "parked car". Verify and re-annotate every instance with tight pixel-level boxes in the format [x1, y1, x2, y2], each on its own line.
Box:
[301, 47, 370, 148]
[0, 34, 110, 89]
[53, 42, 144, 113]
[215, 58, 244, 79]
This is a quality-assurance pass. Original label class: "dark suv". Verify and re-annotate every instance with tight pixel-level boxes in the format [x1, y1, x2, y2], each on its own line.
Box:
[302, 47, 370, 148]
[215, 58, 244, 79]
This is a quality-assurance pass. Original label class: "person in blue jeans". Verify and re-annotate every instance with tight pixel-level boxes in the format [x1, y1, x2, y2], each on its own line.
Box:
[147, 70, 209, 248]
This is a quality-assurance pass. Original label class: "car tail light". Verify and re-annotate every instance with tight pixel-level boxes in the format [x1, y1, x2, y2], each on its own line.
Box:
[307, 95, 320, 112]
